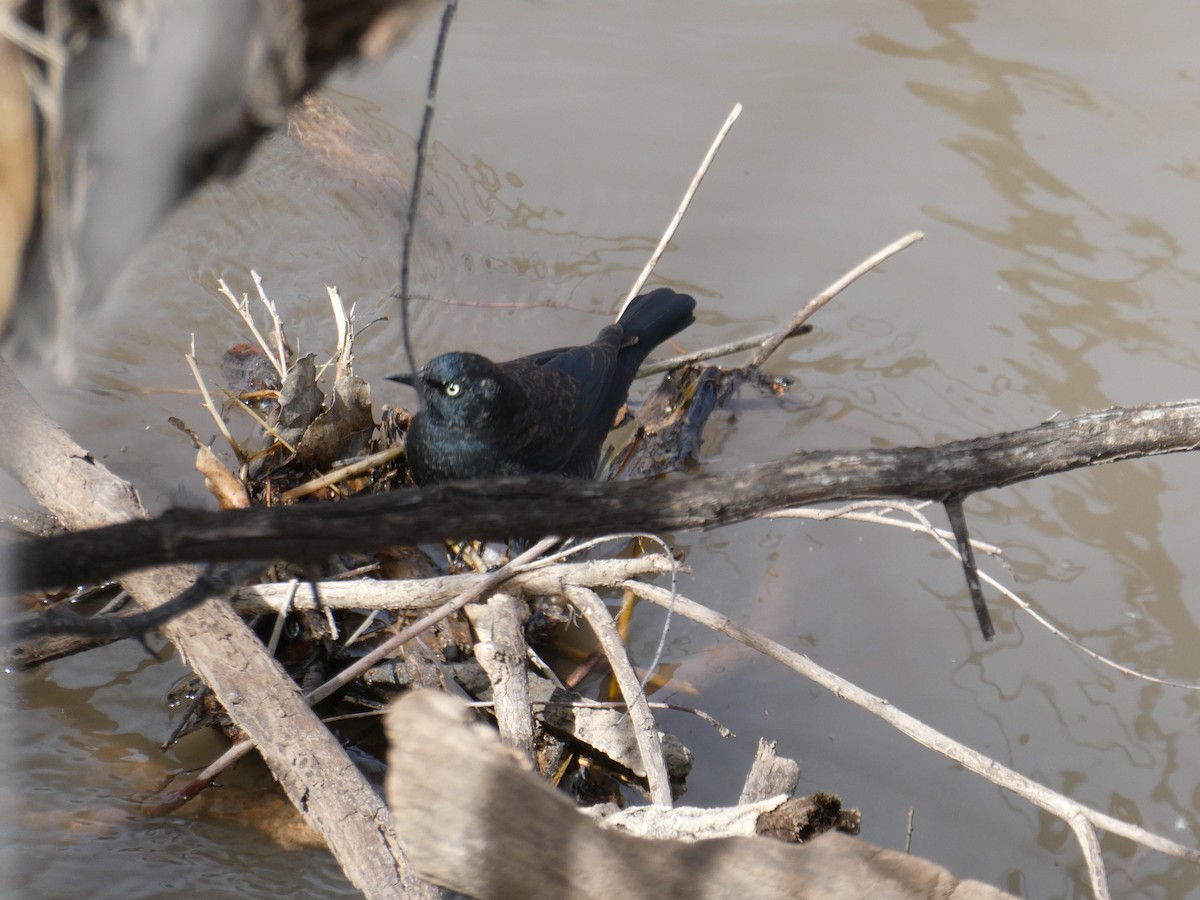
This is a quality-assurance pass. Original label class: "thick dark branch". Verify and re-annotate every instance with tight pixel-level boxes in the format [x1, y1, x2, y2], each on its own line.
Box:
[9, 401, 1200, 592]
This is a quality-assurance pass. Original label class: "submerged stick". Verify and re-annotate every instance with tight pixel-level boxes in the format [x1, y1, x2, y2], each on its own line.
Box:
[943, 495, 994, 641]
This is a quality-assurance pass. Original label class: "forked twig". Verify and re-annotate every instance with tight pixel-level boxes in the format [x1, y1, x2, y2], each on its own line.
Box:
[216, 277, 286, 379]
[250, 269, 287, 373]
[638, 329, 801, 377]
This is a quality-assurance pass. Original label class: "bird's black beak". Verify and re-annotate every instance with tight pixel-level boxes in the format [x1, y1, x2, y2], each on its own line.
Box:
[386, 371, 419, 387]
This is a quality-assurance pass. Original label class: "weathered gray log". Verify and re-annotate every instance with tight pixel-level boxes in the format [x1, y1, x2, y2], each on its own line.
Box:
[386, 690, 1016, 900]
[473, 592, 535, 759]
[739, 738, 801, 805]
[0, 359, 439, 899]
[11, 400, 1200, 591]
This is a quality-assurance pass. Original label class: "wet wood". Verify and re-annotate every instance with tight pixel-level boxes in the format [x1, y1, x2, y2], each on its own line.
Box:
[0, 359, 439, 900]
[755, 794, 862, 844]
[12, 400, 1200, 591]
[386, 690, 1017, 900]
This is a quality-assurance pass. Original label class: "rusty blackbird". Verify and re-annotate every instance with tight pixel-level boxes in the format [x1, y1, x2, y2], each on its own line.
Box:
[388, 288, 696, 484]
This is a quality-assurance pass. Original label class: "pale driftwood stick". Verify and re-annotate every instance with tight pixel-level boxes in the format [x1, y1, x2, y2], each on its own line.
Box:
[566, 585, 672, 806]
[475, 592, 534, 759]
[231, 556, 677, 613]
[623, 580, 1200, 877]
[15, 400, 1200, 592]
[306, 535, 560, 705]
[621, 102, 742, 314]
[0, 359, 438, 900]
[747, 230, 924, 370]
[580, 794, 791, 840]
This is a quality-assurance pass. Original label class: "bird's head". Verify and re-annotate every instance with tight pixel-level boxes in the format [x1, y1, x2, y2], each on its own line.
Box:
[388, 352, 513, 428]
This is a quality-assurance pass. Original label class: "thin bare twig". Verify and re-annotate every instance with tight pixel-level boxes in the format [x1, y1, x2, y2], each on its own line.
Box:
[641, 232, 920, 377]
[0, 9, 68, 66]
[747, 230, 924, 370]
[620, 102, 743, 314]
[768, 503, 1200, 690]
[251, 269, 287, 373]
[279, 445, 405, 502]
[185, 338, 240, 458]
[624, 579, 1200, 882]
[638, 328, 804, 377]
[218, 386, 295, 456]
[216, 277, 286, 379]
[398, 0, 457, 379]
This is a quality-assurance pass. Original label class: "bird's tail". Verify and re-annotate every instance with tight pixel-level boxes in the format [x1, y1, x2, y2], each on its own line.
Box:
[616, 288, 696, 365]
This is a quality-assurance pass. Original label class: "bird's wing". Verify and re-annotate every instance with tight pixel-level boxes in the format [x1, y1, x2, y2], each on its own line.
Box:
[494, 325, 625, 472]
[523, 323, 624, 423]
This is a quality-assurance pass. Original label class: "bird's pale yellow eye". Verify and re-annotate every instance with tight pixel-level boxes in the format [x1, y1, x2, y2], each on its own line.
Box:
[445, 382, 462, 397]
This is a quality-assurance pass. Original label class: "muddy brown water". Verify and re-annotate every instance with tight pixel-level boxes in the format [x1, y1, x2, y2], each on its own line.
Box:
[6, 1, 1200, 897]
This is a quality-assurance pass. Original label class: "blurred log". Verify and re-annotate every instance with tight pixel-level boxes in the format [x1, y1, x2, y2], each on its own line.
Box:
[5, 0, 429, 358]
[385, 690, 1016, 900]
[0, 358, 440, 899]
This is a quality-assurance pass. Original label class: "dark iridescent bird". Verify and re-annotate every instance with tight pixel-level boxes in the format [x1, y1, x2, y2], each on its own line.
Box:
[388, 288, 696, 484]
